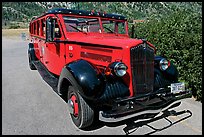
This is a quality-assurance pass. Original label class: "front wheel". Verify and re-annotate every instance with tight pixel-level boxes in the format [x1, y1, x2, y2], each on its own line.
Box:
[67, 85, 94, 129]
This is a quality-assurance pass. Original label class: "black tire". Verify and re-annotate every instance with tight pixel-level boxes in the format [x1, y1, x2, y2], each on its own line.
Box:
[67, 85, 94, 129]
[28, 52, 36, 70]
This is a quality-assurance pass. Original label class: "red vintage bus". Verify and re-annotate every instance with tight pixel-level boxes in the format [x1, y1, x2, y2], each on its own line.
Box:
[28, 8, 192, 129]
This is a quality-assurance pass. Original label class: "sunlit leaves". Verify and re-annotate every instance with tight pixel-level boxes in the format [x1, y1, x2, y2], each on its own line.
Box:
[136, 7, 202, 101]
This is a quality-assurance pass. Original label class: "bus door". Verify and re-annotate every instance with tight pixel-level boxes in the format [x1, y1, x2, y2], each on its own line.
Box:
[45, 17, 66, 75]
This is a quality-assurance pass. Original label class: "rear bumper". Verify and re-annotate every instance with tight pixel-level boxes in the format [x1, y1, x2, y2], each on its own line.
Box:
[99, 89, 192, 122]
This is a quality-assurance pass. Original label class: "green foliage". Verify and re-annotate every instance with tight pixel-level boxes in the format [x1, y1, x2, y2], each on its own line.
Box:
[135, 8, 202, 101]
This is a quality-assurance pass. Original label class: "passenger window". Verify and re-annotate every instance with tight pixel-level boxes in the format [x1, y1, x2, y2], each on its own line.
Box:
[37, 21, 40, 35]
[54, 21, 61, 38]
[46, 18, 55, 42]
[42, 20, 46, 37]
[34, 22, 36, 35]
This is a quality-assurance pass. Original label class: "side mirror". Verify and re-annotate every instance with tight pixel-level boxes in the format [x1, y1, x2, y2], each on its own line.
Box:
[46, 18, 55, 42]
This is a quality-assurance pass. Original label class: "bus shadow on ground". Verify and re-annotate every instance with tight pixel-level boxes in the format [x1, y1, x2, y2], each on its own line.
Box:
[85, 108, 192, 135]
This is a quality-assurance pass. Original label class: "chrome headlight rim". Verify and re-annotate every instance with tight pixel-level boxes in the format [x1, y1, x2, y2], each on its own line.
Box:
[113, 62, 128, 77]
[159, 58, 170, 71]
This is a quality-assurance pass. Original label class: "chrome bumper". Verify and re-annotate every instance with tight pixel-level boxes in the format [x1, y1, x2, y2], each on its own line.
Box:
[99, 89, 192, 123]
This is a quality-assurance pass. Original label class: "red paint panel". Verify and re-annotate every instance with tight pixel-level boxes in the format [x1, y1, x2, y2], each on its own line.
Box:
[81, 46, 113, 53]
[81, 52, 112, 62]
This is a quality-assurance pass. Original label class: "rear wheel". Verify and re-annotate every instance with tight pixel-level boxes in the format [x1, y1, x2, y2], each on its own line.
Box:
[28, 53, 36, 70]
[67, 85, 94, 129]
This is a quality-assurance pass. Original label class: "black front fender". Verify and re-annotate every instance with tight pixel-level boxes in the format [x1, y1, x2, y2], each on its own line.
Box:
[154, 56, 178, 81]
[58, 59, 105, 100]
[154, 56, 179, 89]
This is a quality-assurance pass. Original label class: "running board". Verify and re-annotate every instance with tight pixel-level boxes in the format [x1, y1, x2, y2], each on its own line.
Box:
[33, 61, 59, 93]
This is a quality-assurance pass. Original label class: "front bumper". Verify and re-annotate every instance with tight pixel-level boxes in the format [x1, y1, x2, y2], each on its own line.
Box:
[99, 88, 192, 122]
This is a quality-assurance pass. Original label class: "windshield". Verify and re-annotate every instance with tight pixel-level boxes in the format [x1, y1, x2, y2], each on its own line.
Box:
[63, 16, 101, 33]
[101, 19, 126, 34]
[63, 16, 127, 34]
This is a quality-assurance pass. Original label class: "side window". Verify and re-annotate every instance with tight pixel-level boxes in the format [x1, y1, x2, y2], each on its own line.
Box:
[37, 20, 40, 35]
[32, 23, 34, 34]
[29, 23, 32, 34]
[40, 19, 43, 37]
[34, 22, 36, 35]
[46, 18, 55, 41]
[42, 19, 46, 37]
[54, 20, 61, 38]
[46, 17, 62, 41]
[40, 19, 46, 37]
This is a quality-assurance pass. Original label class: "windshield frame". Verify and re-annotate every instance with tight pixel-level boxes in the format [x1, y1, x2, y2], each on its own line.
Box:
[61, 14, 128, 36]
[100, 18, 128, 35]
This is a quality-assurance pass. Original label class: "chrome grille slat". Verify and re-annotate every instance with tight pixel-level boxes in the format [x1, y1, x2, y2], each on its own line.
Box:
[131, 44, 154, 95]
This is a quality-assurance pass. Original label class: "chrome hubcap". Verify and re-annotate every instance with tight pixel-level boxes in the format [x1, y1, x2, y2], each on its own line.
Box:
[67, 99, 74, 114]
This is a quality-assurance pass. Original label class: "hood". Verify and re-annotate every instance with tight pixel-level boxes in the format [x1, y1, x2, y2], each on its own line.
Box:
[67, 34, 144, 49]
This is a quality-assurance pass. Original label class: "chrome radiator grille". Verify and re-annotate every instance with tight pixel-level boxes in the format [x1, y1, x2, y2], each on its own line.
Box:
[130, 43, 155, 95]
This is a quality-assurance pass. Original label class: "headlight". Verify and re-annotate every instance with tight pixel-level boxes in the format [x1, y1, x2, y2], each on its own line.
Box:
[114, 62, 128, 77]
[159, 58, 170, 71]
[106, 62, 128, 77]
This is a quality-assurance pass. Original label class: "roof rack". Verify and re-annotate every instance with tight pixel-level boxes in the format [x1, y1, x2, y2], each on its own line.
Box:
[46, 8, 126, 20]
